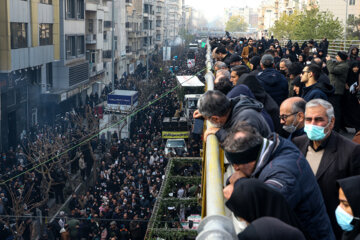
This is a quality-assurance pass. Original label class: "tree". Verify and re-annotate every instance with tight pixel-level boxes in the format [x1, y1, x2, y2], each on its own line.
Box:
[346, 15, 360, 40]
[225, 15, 248, 32]
[270, 8, 343, 40]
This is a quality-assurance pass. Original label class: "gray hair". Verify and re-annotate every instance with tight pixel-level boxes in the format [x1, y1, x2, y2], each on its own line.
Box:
[280, 58, 292, 68]
[292, 98, 306, 113]
[222, 122, 263, 152]
[306, 99, 334, 122]
[214, 61, 227, 70]
[216, 69, 231, 79]
[197, 90, 231, 118]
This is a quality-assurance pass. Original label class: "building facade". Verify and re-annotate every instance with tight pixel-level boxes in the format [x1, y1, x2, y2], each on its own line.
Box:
[0, 0, 60, 150]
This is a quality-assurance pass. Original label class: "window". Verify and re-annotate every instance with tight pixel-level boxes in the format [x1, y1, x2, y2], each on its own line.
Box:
[98, 20, 103, 33]
[104, 21, 112, 28]
[39, 24, 53, 45]
[349, 0, 355, 5]
[103, 31, 107, 40]
[77, 36, 84, 56]
[66, 0, 84, 19]
[88, 19, 93, 32]
[66, 35, 84, 59]
[66, 0, 75, 18]
[77, 0, 84, 19]
[40, 0, 52, 4]
[11, 23, 28, 49]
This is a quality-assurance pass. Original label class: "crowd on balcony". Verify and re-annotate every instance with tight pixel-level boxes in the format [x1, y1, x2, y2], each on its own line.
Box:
[195, 35, 360, 240]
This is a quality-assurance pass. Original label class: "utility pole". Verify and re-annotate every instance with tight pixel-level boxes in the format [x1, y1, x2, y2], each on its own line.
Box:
[344, 0, 348, 51]
[111, 0, 115, 92]
[146, 30, 149, 81]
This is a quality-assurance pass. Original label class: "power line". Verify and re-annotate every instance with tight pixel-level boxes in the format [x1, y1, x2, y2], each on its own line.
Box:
[0, 67, 207, 185]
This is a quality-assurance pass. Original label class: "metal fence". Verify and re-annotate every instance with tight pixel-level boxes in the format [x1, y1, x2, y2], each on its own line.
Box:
[196, 40, 237, 240]
[281, 39, 360, 57]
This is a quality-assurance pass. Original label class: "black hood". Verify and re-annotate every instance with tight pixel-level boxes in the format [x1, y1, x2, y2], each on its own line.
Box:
[337, 175, 360, 218]
[315, 82, 335, 95]
[226, 178, 306, 236]
[230, 94, 263, 115]
[237, 73, 267, 101]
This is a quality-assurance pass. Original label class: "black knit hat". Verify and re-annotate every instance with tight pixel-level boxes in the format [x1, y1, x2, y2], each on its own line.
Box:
[337, 51, 348, 61]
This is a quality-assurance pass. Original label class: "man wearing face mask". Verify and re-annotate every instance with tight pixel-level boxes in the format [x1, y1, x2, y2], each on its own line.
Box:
[223, 122, 334, 240]
[293, 99, 360, 239]
[279, 97, 306, 140]
[336, 176, 360, 240]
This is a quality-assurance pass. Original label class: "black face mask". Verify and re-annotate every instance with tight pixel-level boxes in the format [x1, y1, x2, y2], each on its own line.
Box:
[280, 70, 287, 76]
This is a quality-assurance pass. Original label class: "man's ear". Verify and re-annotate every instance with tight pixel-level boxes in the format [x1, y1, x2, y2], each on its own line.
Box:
[298, 111, 305, 122]
[210, 116, 222, 123]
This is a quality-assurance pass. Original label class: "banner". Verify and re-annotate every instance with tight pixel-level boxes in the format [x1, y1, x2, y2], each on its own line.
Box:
[162, 131, 190, 139]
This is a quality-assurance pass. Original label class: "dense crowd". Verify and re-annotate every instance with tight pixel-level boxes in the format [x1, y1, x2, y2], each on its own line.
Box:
[194, 35, 360, 240]
[0, 45, 205, 239]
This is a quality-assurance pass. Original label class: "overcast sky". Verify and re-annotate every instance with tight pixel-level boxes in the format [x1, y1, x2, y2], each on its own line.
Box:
[185, 0, 263, 22]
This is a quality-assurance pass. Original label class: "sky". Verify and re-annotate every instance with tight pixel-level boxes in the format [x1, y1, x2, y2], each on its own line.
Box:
[185, 0, 263, 22]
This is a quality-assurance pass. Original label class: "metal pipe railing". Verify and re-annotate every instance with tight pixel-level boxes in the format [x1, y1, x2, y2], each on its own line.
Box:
[280, 39, 360, 57]
[197, 39, 237, 240]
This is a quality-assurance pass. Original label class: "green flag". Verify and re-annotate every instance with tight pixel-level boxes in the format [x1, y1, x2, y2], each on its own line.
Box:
[201, 42, 206, 48]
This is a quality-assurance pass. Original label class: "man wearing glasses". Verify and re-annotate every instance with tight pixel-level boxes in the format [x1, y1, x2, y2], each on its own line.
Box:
[279, 97, 306, 140]
[300, 64, 334, 102]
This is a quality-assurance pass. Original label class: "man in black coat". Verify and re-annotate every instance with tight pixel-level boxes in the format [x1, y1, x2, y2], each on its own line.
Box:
[293, 99, 360, 239]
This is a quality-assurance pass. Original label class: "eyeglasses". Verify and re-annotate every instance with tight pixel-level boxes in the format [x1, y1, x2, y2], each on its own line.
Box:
[279, 112, 298, 121]
[301, 70, 309, 74]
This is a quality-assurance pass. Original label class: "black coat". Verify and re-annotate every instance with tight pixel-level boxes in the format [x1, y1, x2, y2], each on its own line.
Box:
[293, 131, 360, 239]
[338, 176, 360, 240]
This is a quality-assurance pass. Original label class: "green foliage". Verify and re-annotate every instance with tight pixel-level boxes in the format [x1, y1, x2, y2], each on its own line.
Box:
[146, 158, 202, 239]
[225, 15, 248, 32]
[346, 15, 360, 40]
[270, 8, 343, 40]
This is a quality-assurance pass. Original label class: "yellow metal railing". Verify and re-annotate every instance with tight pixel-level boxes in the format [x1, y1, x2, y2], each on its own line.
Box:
[197, 40, 237, 240]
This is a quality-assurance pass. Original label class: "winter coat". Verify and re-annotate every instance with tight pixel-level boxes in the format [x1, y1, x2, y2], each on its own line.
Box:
[327, 60, 349, 95]
[301, 82, 334, 102]
[257, 68, 289, 106]
[293, 131, 360, 239]
[241, 46, 258, 63]
[215, 96, 271, 142]
[252, 133, 335, 240]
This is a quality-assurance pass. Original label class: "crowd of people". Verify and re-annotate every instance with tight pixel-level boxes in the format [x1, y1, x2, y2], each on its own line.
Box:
[194, 36, 360, 240]
[0, 45, 205, 239]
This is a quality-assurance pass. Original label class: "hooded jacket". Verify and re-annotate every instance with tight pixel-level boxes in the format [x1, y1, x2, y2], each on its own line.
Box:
[301, 81, 335, 102]
[257, 68, 289, 106]
[237, 74, 281, 132]
[348, 46, 360, 62]
[337, 176, 360, 240]
[251, 133, 335, 240]
[226, 178, 310, 239]
[327, 60, 349, 95]
[238, 217, 306, 240]
[215, 96, 271, 142]
[226, 85, 275, 131]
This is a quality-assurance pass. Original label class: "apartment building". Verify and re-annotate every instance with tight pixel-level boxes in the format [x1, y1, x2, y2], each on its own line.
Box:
[164, 0, 184, 45]
[258, 0, 316, 34]
[0, 0, 60, 150]
[318, 0, 360, 26]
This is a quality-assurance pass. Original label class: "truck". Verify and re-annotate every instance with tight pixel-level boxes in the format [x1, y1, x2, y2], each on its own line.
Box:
[99, 90, 138, 140]
[175, 75, 204, 124]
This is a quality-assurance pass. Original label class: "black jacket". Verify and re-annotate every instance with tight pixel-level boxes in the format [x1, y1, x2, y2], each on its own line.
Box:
[301, 82, 334, 102]
[293, 132, 360, 239]
[215, 96, 271, 142]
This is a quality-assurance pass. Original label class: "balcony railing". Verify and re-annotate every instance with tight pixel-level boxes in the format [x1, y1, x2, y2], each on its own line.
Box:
[86, 34, 97, 44]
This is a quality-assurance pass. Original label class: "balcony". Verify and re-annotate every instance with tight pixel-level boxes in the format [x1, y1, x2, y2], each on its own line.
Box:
[86, 34, 97, 44]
